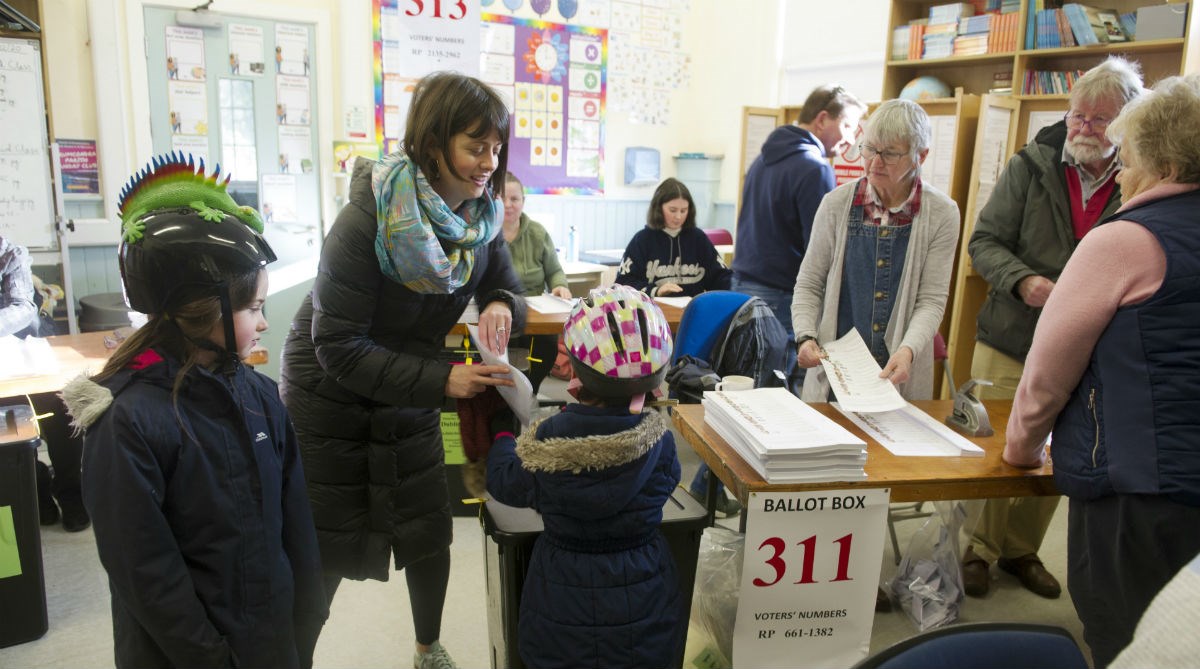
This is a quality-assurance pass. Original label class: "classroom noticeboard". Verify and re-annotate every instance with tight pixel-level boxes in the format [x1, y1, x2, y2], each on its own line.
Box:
[0, 38, 56, 250]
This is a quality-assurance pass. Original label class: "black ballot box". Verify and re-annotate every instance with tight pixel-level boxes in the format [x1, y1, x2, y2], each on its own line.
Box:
[0, 403, 49, 647]
[480, 489, 706, 669]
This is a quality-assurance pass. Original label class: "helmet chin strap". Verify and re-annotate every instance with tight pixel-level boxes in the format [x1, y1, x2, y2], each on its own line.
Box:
[165, 281, 241, 374]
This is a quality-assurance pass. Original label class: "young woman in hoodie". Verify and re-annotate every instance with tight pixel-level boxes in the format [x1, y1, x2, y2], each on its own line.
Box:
[615, 177, 731, 297]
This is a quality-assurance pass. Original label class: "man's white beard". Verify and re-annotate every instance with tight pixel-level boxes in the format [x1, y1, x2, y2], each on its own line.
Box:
[1068, 136, 1116, 164]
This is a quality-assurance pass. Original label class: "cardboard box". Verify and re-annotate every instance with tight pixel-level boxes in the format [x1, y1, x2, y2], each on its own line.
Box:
[1137, 2, 1189, 40]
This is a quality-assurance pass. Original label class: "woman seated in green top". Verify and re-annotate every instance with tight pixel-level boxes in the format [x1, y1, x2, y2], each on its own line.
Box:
[502, 173, 572, 394]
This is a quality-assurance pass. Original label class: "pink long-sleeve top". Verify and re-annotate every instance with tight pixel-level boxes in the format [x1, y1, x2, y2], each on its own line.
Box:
[1003, 182, 1200, 467]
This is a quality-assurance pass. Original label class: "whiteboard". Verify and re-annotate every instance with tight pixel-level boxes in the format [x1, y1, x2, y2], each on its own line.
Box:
[0, 38, 55, 249]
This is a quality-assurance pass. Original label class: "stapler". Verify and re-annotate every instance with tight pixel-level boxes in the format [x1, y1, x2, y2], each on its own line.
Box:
[943, 362, 995, 437]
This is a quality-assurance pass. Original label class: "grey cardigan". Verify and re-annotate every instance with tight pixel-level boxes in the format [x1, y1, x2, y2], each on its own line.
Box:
[791, 178, 960, 401]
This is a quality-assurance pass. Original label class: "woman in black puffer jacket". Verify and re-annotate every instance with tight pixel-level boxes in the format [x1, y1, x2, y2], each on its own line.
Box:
[280, 72, 525, 669]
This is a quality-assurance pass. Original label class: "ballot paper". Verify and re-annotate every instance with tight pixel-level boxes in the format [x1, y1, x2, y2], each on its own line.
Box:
[819, 329, 906, 412]
[466, 324, 537, 427]
[703, 387, 868, 483]
[456, 298, 479, 324]
[0, 335, 58, 381]
[524, 294, 576, 314]
[834, 403, 985, 457]
[652, 295, 692, 309]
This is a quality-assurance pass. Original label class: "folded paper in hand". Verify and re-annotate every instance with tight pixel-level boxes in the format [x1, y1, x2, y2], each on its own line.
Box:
[819, 329, 906, 413]
[466, 324, 537, 427]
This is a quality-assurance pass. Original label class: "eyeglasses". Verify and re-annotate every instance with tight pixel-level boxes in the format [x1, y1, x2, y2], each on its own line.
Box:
[1064, 112, 1112, 133]
[859, 144, 909, 166]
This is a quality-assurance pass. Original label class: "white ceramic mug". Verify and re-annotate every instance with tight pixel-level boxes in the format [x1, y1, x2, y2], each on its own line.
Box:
[716, 375, 754, 392]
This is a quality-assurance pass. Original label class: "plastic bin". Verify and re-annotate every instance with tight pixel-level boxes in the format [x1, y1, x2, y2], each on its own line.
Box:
[481, 488, 706, 669]
[77, 292, 133, 333]
[0, 403, 49, 648]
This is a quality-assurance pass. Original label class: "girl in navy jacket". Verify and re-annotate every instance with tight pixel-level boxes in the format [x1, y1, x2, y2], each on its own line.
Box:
[487, 286, 683, 669]
[63, 155, 326, 668]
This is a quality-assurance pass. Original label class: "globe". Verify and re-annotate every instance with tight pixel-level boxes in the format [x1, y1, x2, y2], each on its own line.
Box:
[899, 76, 953, 102]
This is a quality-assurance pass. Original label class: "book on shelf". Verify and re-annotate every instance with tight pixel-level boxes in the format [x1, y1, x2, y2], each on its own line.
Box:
[1063, 3, 1128, 44]
[1022, 68, 1086, 94]
[1119, 11, 1136, 39]
[892, 25, 911, 60]
[1058, 8, 1078, 46]
[930, 2, 976, 24]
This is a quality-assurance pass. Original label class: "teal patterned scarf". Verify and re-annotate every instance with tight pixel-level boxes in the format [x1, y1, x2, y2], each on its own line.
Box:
[371, 150, 501, 294]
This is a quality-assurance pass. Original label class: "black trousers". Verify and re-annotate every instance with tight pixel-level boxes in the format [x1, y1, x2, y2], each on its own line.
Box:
[1067, 494, 1200, 668]
[323, 547, 451, 646]
[29, 391, 83, 503]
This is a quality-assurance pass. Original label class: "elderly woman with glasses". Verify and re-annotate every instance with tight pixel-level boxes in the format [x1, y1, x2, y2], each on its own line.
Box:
[1003, 74, 1200, 669]
[791, 99, 959, 402]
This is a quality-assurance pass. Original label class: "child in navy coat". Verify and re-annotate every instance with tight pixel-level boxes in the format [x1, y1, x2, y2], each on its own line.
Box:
[487, 285, 683, 669]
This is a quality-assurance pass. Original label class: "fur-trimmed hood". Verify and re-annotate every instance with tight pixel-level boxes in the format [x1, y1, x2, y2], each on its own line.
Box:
[60, 374, 115, 433]
[516, 408, 669, 474]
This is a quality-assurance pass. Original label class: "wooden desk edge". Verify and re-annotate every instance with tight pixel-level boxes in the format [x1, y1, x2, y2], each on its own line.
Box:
[671, 402, 1058, 504]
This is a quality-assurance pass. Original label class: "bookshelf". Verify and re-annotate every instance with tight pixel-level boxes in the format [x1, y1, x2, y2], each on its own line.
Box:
[919, 0, 1200, 396]
[883, 0, 1199, 102]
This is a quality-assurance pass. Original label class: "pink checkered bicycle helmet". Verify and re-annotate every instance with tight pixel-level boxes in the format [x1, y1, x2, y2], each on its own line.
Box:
[564, 285, 674, 400]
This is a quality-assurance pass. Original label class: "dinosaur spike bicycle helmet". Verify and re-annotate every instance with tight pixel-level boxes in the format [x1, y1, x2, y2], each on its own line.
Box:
[563, 285, 674, 401]
[117, 152, 275, 361]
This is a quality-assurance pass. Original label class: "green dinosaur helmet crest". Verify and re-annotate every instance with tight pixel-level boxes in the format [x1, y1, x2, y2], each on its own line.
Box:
[118, 153, 276, 317]
[117, 151, 265, 244]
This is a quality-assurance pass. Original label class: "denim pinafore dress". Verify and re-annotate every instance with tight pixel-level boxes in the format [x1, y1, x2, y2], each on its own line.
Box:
[835, 199, 911, 368]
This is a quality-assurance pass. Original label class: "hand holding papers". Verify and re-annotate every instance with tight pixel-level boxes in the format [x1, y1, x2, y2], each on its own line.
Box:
[819, 330, 906, 413]
[703, 388, 867, 483]
[466, 325, 536, 427]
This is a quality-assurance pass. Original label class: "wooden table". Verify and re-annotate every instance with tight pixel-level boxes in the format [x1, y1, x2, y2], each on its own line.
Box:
[672, 400, 1057, 506]
[0, 332, 116, 399]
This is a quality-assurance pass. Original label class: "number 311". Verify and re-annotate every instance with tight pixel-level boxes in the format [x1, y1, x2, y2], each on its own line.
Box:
[753, 533, 854, 587]
[405, 0, 467, 19]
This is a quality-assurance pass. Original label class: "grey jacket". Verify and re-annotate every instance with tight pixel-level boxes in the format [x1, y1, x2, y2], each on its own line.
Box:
[968, 121, 1122, 361]
[792, 178, 960, 402]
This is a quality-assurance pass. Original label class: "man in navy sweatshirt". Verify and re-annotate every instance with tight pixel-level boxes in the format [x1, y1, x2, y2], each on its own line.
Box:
[732, 85, 866, 338]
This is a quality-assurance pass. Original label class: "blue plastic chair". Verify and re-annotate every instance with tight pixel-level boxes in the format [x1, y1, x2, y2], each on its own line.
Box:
[670, 291, 752, 518]
[850, 622, 1090, 669]
[671, 291, 752, 365]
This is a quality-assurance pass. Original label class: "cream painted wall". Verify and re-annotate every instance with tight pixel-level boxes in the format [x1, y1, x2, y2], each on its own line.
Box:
[38, 2, 868, 214]
[41, 0, 99, 139]
[779, 0, 890, 105]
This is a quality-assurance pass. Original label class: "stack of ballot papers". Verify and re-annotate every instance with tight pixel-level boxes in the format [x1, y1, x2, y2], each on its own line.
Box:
[702, 387, 868, 483]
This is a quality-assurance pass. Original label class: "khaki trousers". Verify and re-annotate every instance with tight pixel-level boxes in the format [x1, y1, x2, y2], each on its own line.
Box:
[968, 341, 1061, 562]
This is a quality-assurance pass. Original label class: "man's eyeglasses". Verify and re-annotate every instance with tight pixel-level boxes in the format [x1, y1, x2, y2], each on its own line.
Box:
[1064, 112, 1112, 133]
[859, 144, 909, 166]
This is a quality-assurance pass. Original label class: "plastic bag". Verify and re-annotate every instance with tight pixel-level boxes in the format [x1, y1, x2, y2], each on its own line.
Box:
[889, 500, 981, 631]
[684, 526, 744, 669]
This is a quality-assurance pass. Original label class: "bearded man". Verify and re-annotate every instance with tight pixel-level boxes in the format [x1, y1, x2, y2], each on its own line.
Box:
[960, 56, 1145, 600]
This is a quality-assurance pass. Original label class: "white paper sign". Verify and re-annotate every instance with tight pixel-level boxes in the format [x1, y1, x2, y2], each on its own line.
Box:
[734, 488, 890, 669]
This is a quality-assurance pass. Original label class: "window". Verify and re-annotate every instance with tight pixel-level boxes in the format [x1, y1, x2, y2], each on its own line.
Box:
[218, 78, 257, 182]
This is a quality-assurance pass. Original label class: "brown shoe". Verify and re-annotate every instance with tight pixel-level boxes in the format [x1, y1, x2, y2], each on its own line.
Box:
[998, 554, 1061, 599]
[962, 546, 990, 597]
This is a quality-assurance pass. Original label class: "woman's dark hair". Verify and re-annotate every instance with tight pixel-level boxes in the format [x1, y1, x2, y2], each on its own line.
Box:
[646, 177, 696, 230]
[403, 71, 511, 195]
